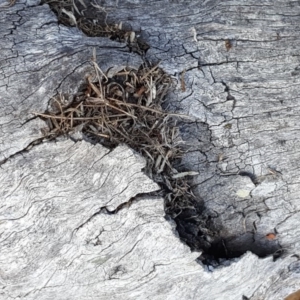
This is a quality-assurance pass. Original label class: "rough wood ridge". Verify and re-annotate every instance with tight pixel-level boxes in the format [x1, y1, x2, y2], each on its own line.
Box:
[0, 0, 300, 299]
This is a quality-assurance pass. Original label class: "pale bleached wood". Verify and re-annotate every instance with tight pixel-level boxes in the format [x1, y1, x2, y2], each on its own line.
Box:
[0, 139, 296, 300]
[98, 0, 300, 271]
[0, 0, 300, 299]
[0, 0, 142, 161]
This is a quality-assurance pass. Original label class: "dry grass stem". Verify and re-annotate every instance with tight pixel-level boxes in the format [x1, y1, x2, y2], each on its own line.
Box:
[41, 0, 196, 219]
[42, 0, 150, 54]
[36, 54, 196, 214]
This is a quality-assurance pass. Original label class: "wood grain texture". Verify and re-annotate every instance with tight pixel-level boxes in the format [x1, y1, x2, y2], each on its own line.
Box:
[97, 0, 300, 263]
[0, 0, 142, 161]
[1, 0, 300, 299]
[0, 139, 296, 300]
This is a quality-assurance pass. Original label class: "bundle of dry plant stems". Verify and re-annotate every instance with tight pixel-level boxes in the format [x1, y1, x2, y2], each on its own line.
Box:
[34, 0, 199, 217]
[34, 49, 197, 216]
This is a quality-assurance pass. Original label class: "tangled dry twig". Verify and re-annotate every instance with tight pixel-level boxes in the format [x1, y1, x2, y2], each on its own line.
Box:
[34, 52, 197, 216]
[42, 0, 149, 54]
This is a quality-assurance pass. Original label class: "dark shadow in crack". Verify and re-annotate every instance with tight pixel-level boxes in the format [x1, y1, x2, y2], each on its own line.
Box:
[41, 0, 150, 55]
[39, 0, 284, 268]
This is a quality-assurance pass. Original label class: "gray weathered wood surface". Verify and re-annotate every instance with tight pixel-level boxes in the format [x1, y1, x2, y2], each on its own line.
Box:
[1, 0, 300, 299]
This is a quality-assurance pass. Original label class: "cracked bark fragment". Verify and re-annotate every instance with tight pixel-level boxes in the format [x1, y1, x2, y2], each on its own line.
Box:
[0, 1, 143, 161]
[75, 0, 300, 297]
[1, 0, 300, 300]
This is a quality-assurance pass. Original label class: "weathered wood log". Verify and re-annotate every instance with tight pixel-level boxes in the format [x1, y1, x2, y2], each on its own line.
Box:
[1, 0, 300, 299]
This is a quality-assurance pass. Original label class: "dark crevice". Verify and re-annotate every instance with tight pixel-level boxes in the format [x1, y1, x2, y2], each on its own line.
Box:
[35, 0, 284, 269]
[73, 192, 143, 232]
[0, 137, 45, 167]
[239, 170, 260, 185]
[162, 101, 283, 267]
[41, 0, 150, 56]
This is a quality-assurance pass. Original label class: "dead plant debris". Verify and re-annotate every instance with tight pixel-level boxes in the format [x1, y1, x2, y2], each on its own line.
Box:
[38, 0, 196, 231]
[41, 0, 149, 54]
[35, 53, 197, 215]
